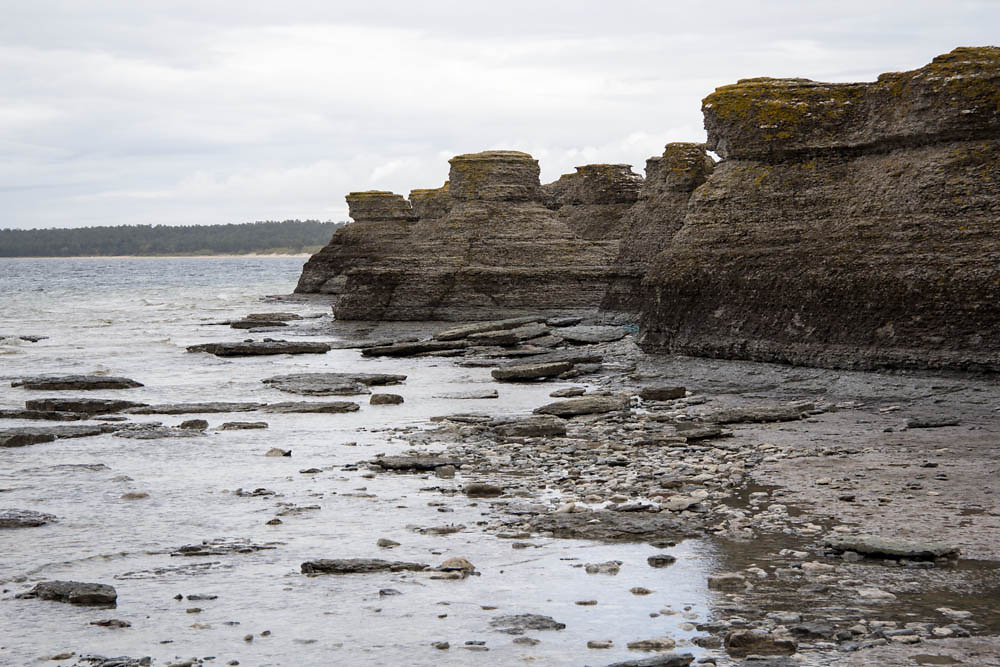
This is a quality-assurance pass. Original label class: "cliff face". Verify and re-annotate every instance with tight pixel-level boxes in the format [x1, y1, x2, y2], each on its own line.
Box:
[294, 191, 417, 294]
[542, 164, 642, 240]
[641, 47, 1000, 371]
[601, 143, 714, 312]
[333, 151, 621, 321]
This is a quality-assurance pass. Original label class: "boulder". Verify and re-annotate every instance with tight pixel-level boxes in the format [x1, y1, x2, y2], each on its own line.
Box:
[639, 386, 686, 401]
[490, 415, 567, 437]
[604, 655, 694, 667]
[724, 631, 797, 658]
[17, 580, 117, 606]
[369, 394, 404, 405]
[0, 508, 57, 528]
[375, 456, 463, 471]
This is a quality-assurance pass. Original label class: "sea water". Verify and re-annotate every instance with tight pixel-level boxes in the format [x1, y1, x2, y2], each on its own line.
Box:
[0, 257, 717, 666]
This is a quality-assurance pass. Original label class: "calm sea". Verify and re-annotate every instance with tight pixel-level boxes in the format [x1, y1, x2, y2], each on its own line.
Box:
[0, 257, 713, 666]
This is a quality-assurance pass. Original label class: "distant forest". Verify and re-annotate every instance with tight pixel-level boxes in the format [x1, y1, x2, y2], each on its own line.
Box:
[0, 220, 343, 257]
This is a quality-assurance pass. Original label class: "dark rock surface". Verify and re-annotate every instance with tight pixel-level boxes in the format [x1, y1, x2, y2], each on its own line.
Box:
[604, 653, 694, 667]
[361, 339, 468, 357]
[642, 47, 1000, 371]
[489, 415, 567, 437]
[489, 613, 566, 632]
[0, 408, 88, 421]
[300, 558, 429, 574]
[0, 508, 57, 528]
[187, 340, 331, 356]
[17, 580, 117, 606]
[12, 375, 143, 390]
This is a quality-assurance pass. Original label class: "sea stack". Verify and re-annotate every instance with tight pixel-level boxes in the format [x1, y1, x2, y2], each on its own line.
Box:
[332, 150, 621, 320]
[640, 46, 1000, 371]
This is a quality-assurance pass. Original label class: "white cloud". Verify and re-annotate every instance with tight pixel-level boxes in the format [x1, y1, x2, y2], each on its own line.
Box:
[0, 1, 997, 228]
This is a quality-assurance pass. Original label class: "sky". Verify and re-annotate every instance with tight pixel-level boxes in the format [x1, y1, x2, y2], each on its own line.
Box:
[2, 1, 998, 229]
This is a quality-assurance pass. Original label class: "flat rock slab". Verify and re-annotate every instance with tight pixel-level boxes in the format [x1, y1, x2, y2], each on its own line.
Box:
[825, 534, 960, 560]
[245, 312, 303, 321]
[492, 361, 574, 381]
[172, 538, 279, 556]
[0, 508, 57, 528]
[127, 402, 265, 414]
[534, 396, 628, 417]
[262, 372, 407, 396]
[674, 424, 727, 441]
[12, 375, 143, 390]
[219, 421, 268, 430]
[361, 340, 468, 357]
[374, 456, 463, 471]
[187, 341, 331, 356]
[558, 325, 628, 343]
[113, 426, 207, 440]
[301, 558, 428, 574]
[907, 416, 961, 428]
[490, 613, 566, 632]
[0, 409, 87, 421]
[530, 511, 694, 541]
[724, 631, 797, 658]
[605, 654, 695, 667]
[433, 389, 499, 399]
[490, 415, 567, 437]
[263, 401, 360, 414]
[434, 316, 546, 341]
[1, 425, 110, 447]
[704, 404, 811, 424]
[639, 386, 686, 401]
[24, 398, 148, 414]
[507, 347, 606, 366]
[468, 330, 520, 346]
[230, 320, 288, 329]
[17, 580, 117, 606]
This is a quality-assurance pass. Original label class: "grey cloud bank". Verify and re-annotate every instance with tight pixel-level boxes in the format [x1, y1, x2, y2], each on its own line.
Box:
[2, 1, 997, 229]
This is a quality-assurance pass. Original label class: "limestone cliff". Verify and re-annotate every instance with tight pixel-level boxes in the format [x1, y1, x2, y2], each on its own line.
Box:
[601, 143, 714, 312]
[542, 164, 642, 240]
[333, 151, 621, 320]
[294, 191, 417, 294]
[641, 47, 1000, 371]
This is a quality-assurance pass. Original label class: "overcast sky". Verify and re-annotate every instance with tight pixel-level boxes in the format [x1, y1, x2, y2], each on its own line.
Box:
[2, 1, 997, 229]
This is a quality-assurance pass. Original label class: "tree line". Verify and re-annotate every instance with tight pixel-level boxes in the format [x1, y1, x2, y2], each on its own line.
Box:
[0, 220, 343, 257]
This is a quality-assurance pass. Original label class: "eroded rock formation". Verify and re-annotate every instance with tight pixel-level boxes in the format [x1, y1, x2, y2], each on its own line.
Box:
[601, 143, 714, 312]
[333, 151, 621, 320]
[641, 46, 1000, 370]
[295, 191, 417, 294]
[542, 164, 642, 240]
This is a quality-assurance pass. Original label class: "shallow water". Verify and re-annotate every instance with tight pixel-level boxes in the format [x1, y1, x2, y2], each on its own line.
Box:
[0, 258, 718, 666]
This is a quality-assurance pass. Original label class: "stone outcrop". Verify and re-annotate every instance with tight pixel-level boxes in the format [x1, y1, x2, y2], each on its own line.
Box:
[641, 47, 1000, 371]
[542, 164, 641, 240]
[601, 143, 714, 312]
[295, 191, 418, 294]
[333, 151, 621, 320]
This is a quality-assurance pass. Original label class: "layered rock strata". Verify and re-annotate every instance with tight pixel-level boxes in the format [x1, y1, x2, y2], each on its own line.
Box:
[542, 164, 641, 240]
[601, 143, 715, 312]
[294, 191, 417, 294]
[641, 47, 1000, 371]
[333, 151, 621, 320]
